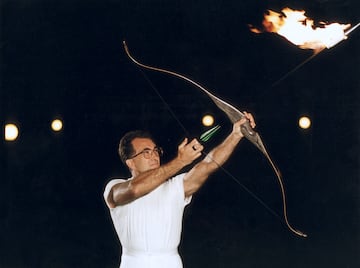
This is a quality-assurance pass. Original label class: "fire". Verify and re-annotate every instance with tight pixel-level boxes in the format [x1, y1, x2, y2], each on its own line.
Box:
[250, 8, 351, 51]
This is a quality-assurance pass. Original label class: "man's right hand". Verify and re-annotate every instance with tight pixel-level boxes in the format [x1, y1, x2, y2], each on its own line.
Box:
[177, 138, 204, 166]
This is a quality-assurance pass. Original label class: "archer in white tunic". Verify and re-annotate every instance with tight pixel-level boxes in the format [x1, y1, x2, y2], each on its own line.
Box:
[104, 113, 255, 268]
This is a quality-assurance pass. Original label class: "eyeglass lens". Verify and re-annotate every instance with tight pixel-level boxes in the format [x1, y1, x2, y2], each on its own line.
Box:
[131, 147, 163, 159]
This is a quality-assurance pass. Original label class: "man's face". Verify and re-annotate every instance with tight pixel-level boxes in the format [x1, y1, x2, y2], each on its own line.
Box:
[126, 138, 161, 174]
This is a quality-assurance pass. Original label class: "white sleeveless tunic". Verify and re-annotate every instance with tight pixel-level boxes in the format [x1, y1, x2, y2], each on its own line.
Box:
[104, 173, 191, 268]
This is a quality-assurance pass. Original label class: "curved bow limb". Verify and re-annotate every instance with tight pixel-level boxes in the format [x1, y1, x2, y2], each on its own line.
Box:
[122, 41, 307, 238]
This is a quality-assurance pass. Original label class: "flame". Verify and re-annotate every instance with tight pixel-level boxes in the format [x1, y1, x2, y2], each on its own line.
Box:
[250, 8, 351, 51]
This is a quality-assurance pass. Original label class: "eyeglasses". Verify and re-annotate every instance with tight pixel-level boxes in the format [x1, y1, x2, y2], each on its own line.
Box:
[129, 147, 163, 159]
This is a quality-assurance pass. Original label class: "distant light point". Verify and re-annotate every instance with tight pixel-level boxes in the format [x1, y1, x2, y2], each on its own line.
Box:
[202, 115, 214, 127]
[5, 123, 19, 141]
[51, 119, 63, 132]
[299, 116, 311, 129]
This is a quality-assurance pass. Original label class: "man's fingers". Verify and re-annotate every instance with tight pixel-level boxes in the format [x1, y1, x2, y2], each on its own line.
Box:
[243, 112, 256, 128]
[178, 138, 188, 149]
[186, 139, 202, 153]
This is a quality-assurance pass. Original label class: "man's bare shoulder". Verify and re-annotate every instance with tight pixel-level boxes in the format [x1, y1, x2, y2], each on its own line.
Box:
[104, 177, 131, 207]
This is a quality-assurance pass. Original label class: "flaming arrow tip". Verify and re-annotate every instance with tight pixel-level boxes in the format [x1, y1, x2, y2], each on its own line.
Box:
[326, 22, 360, 49]
[345, 22, 360, 36]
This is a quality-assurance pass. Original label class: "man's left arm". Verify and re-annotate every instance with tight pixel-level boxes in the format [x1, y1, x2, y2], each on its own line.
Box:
[183, 112, 255, 197]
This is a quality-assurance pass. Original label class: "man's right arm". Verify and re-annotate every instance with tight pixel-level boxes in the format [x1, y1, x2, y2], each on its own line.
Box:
[106, 138, 202, 208]
[106, 159, 185, 208]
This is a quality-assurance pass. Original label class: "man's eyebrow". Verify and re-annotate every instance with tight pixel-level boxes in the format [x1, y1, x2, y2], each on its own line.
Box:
[140, 146, 155, 151]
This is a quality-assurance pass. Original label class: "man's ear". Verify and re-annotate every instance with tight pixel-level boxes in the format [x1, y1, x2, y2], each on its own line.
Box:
[125, 159, 134, 170]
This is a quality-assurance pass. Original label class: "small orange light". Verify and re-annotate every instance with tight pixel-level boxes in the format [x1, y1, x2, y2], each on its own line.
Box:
[5, 123, 19, 141]
[51, 119, 63, 132]
[202, 115, 214, 127]
[298, 116, 311, 129]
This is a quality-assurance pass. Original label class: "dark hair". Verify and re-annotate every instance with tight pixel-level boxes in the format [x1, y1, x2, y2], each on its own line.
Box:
[118, 130, 155, 164]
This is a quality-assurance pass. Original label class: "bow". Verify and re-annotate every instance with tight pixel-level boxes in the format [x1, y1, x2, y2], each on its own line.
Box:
[123, 41, 307, 238]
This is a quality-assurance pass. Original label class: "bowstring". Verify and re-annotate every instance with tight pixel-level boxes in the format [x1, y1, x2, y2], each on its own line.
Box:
[135, 67, 190, 137]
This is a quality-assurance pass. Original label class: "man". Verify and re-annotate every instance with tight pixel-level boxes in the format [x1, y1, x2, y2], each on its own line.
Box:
[104, 112, 256, 268]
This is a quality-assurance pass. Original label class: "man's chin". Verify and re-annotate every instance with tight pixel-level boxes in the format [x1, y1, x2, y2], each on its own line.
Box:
[149, 163, 160, 169]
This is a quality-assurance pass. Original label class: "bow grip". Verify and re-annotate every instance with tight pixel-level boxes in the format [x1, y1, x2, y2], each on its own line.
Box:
[240, 120, 256, 137]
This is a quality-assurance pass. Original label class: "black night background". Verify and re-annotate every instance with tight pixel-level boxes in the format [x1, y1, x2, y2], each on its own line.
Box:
[1, 0, 359, 267]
